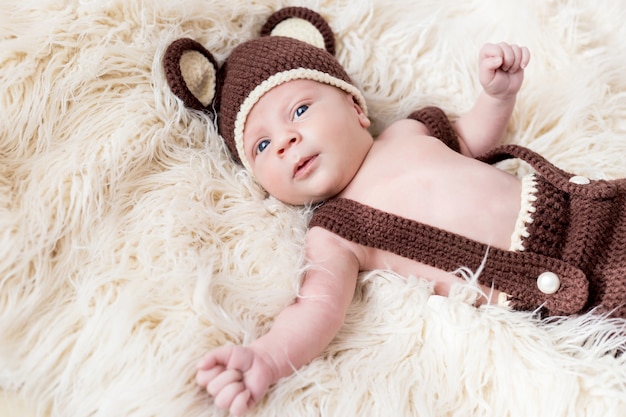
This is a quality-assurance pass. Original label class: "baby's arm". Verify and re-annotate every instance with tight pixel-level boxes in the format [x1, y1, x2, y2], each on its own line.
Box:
[454, 42, 530, 157]
[196, 227, 359, 416]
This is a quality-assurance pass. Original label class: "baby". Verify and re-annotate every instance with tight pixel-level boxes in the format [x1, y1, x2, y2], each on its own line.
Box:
[163, 7, 626, 416]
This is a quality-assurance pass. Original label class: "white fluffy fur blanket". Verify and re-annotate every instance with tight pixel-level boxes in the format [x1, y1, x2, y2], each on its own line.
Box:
[2, 1, 626, 416]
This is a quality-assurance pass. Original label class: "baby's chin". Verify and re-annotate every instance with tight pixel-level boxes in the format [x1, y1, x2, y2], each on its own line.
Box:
[263, 179, 345, 206]
[275, 194, 327, 206]
[268, 189, 332, 206]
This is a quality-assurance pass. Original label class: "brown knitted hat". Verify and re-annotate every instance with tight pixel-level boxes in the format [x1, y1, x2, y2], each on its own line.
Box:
[164, 7, 367, 172]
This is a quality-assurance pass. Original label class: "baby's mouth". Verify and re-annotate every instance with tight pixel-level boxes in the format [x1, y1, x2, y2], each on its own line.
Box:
[294, 155, 317, 178]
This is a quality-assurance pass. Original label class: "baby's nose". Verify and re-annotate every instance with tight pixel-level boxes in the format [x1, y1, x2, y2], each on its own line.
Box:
[277, 136, 299, 155]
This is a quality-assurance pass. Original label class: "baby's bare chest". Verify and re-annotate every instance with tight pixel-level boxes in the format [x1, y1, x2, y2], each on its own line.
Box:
[340, 136, 522, 252]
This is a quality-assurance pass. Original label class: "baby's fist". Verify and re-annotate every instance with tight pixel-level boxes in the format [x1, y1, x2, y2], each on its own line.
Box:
[196, 344, 276, 415]
[479, 42, 530, 98]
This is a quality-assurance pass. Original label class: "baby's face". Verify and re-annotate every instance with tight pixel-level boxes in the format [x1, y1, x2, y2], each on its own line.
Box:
[242, 79, 372, 205]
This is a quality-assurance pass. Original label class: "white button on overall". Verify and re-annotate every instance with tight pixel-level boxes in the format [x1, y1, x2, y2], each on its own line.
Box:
[537, 272, 560, 294]
[569, 175, 590, 185]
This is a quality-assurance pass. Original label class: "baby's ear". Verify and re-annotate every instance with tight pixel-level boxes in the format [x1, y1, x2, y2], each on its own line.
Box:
[163, 38, 218, 119]
[260, 7, 336, 55]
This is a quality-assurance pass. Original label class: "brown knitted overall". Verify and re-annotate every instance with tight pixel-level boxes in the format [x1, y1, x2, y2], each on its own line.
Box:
[309, 107, 626, 318]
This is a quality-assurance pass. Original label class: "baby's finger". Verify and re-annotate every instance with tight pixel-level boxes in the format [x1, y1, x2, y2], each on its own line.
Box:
[479, 42, 501, 60]
[196, 365, 225, 387]
[479, 43, 504, 72]
[197, 344, 234, 370]
[498, 42, 515, 71]
[207, 369, 243, 397]
[482, 56, 503, 71]
[229, 389, 253, 416]
[510, 45, 527, 72]
[225, 345, 255, 372]
[213, 380, 247, 412]
[520, 45, 531, 69]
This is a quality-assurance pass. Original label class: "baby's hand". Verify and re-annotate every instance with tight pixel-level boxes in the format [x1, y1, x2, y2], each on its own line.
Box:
[478, 42, 530, 99]
[196, 344, 276, 416]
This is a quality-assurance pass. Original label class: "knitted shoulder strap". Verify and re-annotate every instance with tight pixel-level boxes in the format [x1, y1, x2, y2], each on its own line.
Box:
[309, 144, 591, 316]
[309, 197, 587, 315]
[408, 106, 461, 153]
[479, 144, 617, 199]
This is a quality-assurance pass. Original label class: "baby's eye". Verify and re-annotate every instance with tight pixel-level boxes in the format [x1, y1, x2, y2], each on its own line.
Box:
[294, 104, 309, 119]
[256, 139, 270, 154]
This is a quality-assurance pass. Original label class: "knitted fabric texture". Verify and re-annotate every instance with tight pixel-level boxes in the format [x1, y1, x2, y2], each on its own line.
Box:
[163, 38, 219, 113]
[309, 109, 626, 318]
[216, 8, 367, 170]
[408, 107, 461, 153]
[480, 145, 626, 317]
[260, 7, 336, 54]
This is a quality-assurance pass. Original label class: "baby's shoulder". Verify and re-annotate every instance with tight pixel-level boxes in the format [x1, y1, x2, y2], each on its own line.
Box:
[306, 222, 364, 263]
[375, 117, 442, 150]
[377, 118, 432, 143]
[385, 117, 430, 135]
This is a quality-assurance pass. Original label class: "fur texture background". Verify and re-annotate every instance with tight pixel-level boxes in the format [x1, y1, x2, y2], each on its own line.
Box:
[2, 0, 626, 416]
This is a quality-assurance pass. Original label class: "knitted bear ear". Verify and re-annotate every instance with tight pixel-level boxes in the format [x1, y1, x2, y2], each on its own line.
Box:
[163, 38, 219, 119]
[260, 7, 336, 55]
